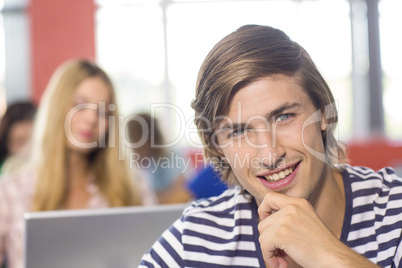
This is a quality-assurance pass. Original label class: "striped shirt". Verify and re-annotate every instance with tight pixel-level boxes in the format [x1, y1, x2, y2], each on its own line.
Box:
[139, 165, 402, 267]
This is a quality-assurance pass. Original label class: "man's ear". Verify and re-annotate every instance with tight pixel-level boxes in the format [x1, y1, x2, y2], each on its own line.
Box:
[320, 110, 328, 131]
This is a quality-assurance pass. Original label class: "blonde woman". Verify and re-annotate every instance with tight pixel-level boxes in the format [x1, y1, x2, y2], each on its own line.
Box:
[0, 59, 154, 268]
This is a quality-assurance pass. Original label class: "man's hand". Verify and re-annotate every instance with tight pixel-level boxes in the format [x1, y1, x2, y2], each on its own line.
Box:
[257, 192, 378, 268]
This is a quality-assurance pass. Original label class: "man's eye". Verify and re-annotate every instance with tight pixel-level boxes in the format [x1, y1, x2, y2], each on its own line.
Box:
[229, 128, 249, 137]
[275, 113, 292, 123]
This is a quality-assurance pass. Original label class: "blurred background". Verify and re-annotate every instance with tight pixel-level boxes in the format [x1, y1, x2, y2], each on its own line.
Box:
[0, 0, 401, 175]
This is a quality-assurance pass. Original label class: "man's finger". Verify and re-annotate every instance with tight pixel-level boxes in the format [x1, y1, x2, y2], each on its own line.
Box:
[258, 191, 299, 221]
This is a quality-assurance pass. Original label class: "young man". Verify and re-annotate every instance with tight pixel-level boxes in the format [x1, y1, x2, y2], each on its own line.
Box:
[139, 25, 402, 267]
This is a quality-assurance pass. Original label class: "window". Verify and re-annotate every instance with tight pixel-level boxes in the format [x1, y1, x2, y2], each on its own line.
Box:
[379, 0, 402, 140]
[96, 0, 353, 147]
[0, 0, 30, 108]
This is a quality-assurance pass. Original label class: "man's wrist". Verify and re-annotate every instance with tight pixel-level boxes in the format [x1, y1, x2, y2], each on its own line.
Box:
[320, 242, 378, 268]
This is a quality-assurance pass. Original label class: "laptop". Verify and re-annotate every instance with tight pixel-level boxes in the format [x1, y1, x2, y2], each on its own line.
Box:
[24, 203, 188, 268]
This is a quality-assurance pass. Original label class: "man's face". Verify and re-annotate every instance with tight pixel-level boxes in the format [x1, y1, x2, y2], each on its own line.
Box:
[216, 75, 328, 206]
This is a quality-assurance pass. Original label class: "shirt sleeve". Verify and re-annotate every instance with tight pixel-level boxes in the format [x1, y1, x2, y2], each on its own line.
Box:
[139, 217, 185, 267]
[392, 237, 402, 268]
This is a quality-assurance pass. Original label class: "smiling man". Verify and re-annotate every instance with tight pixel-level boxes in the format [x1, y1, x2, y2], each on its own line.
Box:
[140, 25, 402, 268]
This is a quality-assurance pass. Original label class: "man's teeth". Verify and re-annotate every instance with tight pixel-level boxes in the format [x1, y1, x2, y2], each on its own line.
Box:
[264, 166, 294, 182]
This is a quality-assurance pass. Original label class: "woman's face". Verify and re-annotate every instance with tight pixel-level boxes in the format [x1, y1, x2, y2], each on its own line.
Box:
[65, 77, 111, 154]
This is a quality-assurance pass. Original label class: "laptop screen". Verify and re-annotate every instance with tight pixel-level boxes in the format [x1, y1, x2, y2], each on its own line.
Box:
[24, 203, 187, 268]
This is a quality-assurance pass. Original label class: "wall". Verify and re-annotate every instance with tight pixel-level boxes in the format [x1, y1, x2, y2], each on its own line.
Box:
[347, 139, 402, 173]
[29, 0, 96, 103]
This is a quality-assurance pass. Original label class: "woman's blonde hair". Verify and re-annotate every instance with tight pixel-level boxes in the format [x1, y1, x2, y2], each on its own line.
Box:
[31, 59, 141, 211]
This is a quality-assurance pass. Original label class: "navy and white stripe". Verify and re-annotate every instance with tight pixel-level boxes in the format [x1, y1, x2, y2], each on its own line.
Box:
[341, 165, 402, 267]
[140, 187, 264, 267]
[140, 166, 402, 267]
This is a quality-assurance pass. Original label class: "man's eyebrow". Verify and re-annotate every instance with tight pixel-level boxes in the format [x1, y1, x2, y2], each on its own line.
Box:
[218, 122, 247, 131]
[217, 102, 302, 131]
[265, 102, 302, 119]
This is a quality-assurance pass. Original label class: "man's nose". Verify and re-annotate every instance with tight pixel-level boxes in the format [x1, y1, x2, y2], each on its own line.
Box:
[254, 129, 285, 168]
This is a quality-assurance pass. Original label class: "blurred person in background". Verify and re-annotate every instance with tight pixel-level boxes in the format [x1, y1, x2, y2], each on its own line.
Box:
[0, 101, 36, 173]
[0, 59, 155, 268]
[127, 113, 190, 204]
[127, 113, 228, 203]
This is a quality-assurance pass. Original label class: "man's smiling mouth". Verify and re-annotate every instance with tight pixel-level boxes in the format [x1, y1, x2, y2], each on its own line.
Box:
[258, 162, 301, 182]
